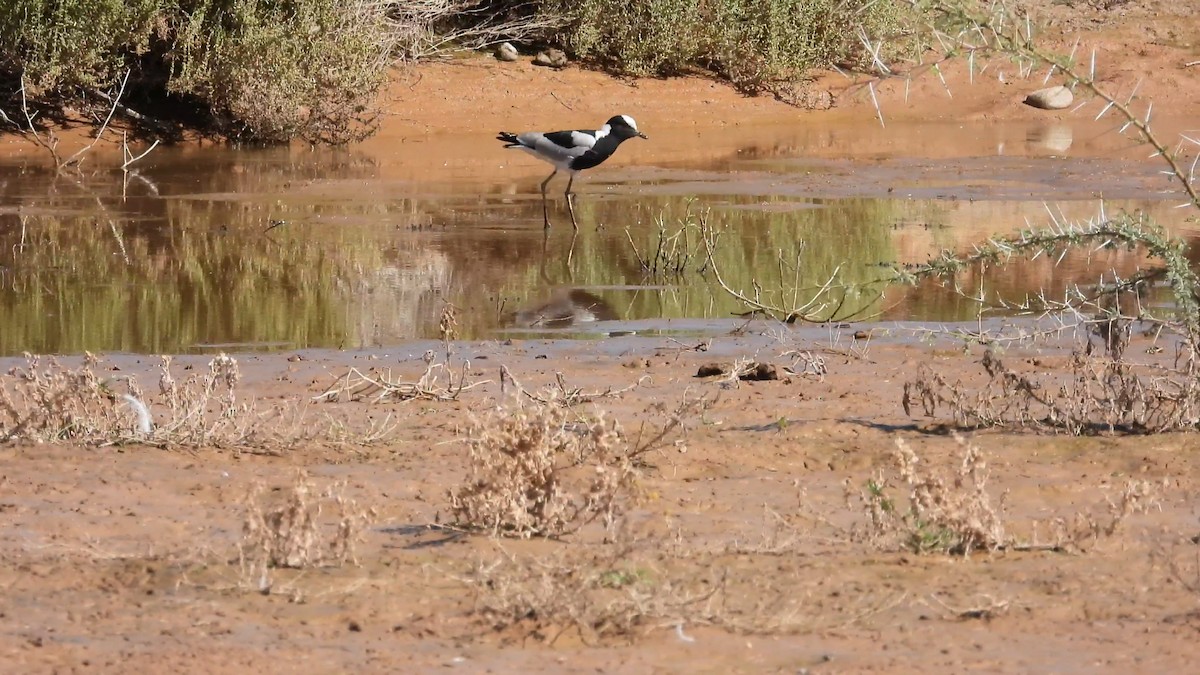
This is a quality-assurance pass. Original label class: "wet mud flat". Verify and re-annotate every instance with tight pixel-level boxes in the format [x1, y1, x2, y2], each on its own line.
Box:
[1, 323, 1199, 673]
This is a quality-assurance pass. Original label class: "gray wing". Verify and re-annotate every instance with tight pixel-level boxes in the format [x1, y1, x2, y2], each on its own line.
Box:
[516, 129, 597, 165]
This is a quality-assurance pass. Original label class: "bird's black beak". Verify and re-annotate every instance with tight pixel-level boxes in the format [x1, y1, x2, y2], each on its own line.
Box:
[637, 132, 648, 140]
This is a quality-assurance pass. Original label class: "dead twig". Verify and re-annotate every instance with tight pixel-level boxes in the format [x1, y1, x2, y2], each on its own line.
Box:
[313, 355, 483, 404]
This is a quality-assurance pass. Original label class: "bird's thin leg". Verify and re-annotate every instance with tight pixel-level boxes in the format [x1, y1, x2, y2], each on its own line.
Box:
[564, 173, 578, 230]
[539, 169, 557, 229]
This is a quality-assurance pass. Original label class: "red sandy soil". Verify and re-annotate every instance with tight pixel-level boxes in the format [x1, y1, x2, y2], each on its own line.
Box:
[3, 3, 1200, 674]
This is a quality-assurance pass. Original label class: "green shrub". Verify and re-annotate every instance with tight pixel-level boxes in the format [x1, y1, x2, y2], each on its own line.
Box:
[169, 0, 390, 143]
[0, 0, 390, 143]
[0, 0, 904, 141]
[0, 0, 161, 93]
[540, 0, 901, 92]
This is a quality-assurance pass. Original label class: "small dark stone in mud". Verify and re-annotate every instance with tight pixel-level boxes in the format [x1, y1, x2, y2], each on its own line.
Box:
[502, 339, 515, 346]
[533, 49, 568, 68]
[744, 363, 778, 380]
[696, 362, 778, 380]
[535, 354, 547, 360]
[348, 620, 363, 632]
[853, 330, 870, 340]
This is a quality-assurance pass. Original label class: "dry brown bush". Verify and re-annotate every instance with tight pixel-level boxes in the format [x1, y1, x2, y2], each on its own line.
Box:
[851, 434, 1164, 555]
[239, 473, 376, 590]
[1157, 541, 1200, 600]
[448, 391, 709, 538]
[0, 352, 394, 450]
[464, 521, 911, 641]
[0, 352, 127, 443]
[466, 531, 723, 644]
[849, 434, 1008, 555]
[903, 346, 1200, 435]
[1030, 477, 1163, 553]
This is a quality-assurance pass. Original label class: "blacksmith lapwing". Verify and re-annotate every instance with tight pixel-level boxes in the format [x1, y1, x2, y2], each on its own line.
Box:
[497, 115, 647, 229]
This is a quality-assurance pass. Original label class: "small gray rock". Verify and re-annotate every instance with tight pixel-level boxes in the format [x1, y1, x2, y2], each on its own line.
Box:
[495, 42, 518, 62]
[533, 49, 568, 69]
[1023, 85, 1073, 110]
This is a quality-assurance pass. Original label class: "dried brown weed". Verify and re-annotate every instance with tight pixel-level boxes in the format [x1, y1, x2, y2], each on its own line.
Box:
[239, 473, 376, 590]
[448, 391, 710, 539]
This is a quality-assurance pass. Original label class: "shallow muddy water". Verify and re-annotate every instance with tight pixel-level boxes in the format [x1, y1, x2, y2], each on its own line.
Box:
[0, 118, 1194, 355]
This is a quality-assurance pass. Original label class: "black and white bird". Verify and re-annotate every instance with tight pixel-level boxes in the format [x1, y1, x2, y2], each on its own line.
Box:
[497, 115, 647, 229]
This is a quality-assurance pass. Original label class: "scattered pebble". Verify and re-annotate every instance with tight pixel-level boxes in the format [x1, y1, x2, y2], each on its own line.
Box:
[1024, 85, 1073, 110]
[533, 49, 568, 69]
[696, 362, 778, 380]
[494, 42, 518, 62]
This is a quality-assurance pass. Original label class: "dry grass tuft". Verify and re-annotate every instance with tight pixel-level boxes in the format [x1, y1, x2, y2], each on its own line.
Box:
[466, 531, 723, 645]
[850, 433, 1007, 555]
[852, 434, 1165, 555]
[239, 473, 376, 589]
[448, 391, 710, 538]
[1030, 478, 1163, 553]
[903, 346, 1200, 434]
[464, 518, 916, 641]
[1158, 540, 1200, 600]
[0, 352, 128, 443]
[0, 352, 396, 450]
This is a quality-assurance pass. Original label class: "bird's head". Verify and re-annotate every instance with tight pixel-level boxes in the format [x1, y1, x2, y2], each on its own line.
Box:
[607, 115, 648, 140]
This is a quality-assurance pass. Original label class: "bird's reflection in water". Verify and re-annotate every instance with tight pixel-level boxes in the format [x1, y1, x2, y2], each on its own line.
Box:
[508, 289, 619, 329]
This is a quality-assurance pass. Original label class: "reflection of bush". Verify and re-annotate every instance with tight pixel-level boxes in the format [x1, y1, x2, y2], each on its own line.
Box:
[0, 213, 450, 354]
[460, 195, 906, 334]
[3, 148, 1178, 353]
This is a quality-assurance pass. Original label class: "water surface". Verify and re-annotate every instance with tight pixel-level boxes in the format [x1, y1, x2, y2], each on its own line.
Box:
[0, 118, 1194, 355]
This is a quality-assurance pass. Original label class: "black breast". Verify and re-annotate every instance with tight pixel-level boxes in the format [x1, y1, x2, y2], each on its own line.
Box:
[568, 134, 625, 171]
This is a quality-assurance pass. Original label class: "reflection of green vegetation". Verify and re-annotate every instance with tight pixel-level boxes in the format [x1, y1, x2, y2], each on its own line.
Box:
[0, 150, 454, 355]
[457, 194, 907, 335]
[2, 149, 1182, 355]
[0, 215, 374, 354]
